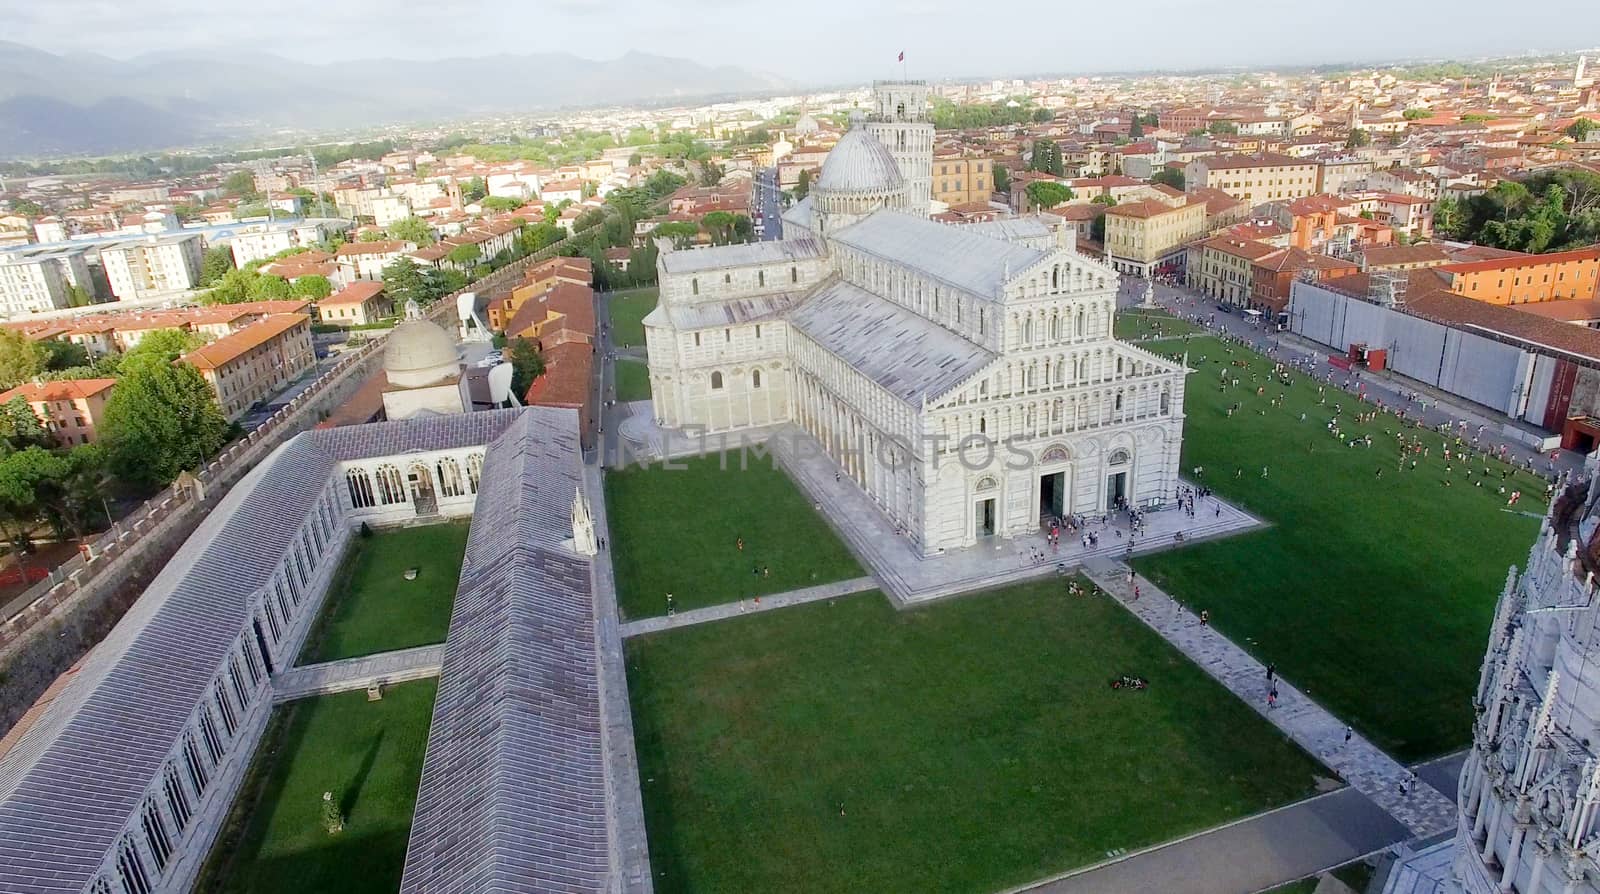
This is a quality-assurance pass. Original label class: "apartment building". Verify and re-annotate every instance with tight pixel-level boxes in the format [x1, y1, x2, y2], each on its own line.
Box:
[1102, 196, 1207, 276]
[1185, 153, 1320, 207]
[0, 378, 117, 446]
[180, 313, 315, 421]
[317, 282, 394, 326]
[1187, 235, 1283, 307]
[930, 151, 994, 206]
[228, 221, 344, 267]
[1438, 247, 1600, 305]
[335, 240, 415, 281]
[0, 247, 93, 317]
[99, 233, 205, 299]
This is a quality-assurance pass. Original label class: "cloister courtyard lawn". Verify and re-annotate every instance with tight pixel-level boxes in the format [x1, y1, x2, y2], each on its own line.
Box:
[298, 521, 469, 665]
[604, 451, 862, 618]
[1134, 335, 1549, 761]
[195, 681, 437, 894]
[627, 582, 1328, 894]
[613, 358, 652, 402]
[1112, 307, 1205, 341]
[607, 286, 658, 348]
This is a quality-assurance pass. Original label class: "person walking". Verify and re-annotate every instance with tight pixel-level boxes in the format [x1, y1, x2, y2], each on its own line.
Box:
[666, 592, 675, 617]
[1199, 609, 1209, 626]
[1265, 663, 1276, 683]
[1343, 725, 1353, 745]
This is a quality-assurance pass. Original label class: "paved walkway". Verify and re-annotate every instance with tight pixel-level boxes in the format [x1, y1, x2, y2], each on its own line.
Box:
[584, 462, 656, 894]
[272, 643, 444, 702]
[1083, 559, 1456, 839]
[620, 576, 879, 638]
[1013, 751, 1463, 894]
[767, 425, 1265, 604]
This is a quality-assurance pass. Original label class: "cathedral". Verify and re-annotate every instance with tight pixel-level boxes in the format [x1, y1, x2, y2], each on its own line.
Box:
[644, 81, 1188, 555]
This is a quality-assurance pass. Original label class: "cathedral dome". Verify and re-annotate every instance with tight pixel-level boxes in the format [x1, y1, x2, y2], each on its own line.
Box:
[816, 119, 904, 194]
[384, 317, 460, 388]
[795, 113, 820, 135]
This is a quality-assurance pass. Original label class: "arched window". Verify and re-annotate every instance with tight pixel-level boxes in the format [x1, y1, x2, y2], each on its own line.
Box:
[978, 416, 987, 434]
[375, 464, 407, 505]
[752, 369, 762, 389]
[437, 456, 466, 498]
[758, 270, 765, 287]
[1115, 392, 1124, 412]
[346, 467, 375, 508]
[1076, 308, 1085, 336]
[466, 453, 483, 493]
[1116, 356, 1124, 375]
[1052, 266, 1059, 289]
[711, 371, 724, 390]
[790, 266, 798, 283]
[1023, 316, 1032, 343]
[1109, 448, 1131, 466]
[692, 278, 699, 296]
[1160, 388, 1171, 414]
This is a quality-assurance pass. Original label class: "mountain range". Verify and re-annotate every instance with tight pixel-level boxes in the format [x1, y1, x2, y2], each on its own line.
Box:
[0, 41, 794, 158]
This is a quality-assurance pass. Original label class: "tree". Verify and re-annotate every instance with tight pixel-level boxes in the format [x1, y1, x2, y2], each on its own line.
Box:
[38, 339, 87, 372]
[0, 397, 50, 454]
[464, 177, 487, 202]
[1090, 212, 1107, 243]
[701, 211, 740, 245]
[0, 331, 44, 390]
[290, 274, 333, 300]
[627, 152, 642, 167]
[993, 164, 1010, 194]
[1129, 118, 1144, 139]
[0, 447, 69, 550]
[383, 257, 429, 305]
[653, 221, 700, 248]
[481, 196, 521, 212]
[1206, 121, 1238, 135]
[1403, 108, 1431, 120]
[699, 162, 725, 187]
[1032, 108, 1053, 124]
[1091, 194, 1118, 206]
[1346, 128, 1371, 149]
[795, 168, 812, 200]
[1025, 181, 1073, 210]
[1151, 168, 1185, 190]
[1568, 118, 1597, 142]
[199, 245, 236, 287]
[506, 337, 545, 399]
[223, 170, 256, 196]
[1030, 139, 1064, 176]
[65, 284, 93, 308]
[121, 328, 204, 375]
[9, 199, 44, 218]
[36, 444, 110, 540]
[387, 216, 435, 246]
[249, 274, 291, 300]
[446, 243, 483, 267]
[100, 361, 229, 487]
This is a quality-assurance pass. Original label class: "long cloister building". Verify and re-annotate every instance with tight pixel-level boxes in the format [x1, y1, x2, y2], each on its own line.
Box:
[644, 85, 1187, 555]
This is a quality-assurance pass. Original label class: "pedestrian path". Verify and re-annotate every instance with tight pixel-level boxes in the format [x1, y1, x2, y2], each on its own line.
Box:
[1013, 751, 1463, 894]
[619, 576, 879, 638]
[272, 643, 444, 702]
[1083, 559, 1457, 839]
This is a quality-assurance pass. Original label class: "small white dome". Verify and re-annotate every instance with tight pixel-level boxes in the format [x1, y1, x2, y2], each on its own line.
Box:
[815, 124, 903, 194]
[795, 113, 820, 135]
[384, 318, 459, 388]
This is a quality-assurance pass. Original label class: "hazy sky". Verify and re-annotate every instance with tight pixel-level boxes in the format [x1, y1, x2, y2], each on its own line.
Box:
[5, 0, 1598, 84]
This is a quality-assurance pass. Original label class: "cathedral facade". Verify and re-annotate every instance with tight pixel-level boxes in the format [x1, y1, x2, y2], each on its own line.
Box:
[644, 84, 1187, 556]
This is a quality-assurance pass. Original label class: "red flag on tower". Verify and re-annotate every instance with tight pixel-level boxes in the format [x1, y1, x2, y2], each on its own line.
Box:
[898, 51, 905, 62]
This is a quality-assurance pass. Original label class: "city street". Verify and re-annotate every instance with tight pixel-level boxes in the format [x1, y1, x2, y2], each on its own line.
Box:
[754, 166, 784, 241]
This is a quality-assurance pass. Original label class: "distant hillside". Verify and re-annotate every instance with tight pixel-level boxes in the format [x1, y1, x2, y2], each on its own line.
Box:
[0, 42, 794, 157]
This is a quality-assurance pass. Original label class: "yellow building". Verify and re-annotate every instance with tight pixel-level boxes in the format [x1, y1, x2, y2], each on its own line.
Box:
[930, 152, 994, 206]
[180, 313, 316, 421]
[1102, 197, 1208, 276]
[1184, 153, 1320, 207]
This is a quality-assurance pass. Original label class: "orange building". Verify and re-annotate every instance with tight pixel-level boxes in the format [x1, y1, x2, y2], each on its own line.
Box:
[0, 378, 117, 446]
[1438, 246, 1600, 305]
[180, 313, 315, 421]
[486, 256, 593, 331]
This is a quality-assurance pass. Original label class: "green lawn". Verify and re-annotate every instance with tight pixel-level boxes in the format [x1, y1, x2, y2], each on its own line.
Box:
[628, 583, 1327, 894]
[604, 451, 863, 618]
[613, 358, 652, 402]
[298, 522, 469, 665]
[196, 681, 437, 894]
[1113, 308, 1204, 341]
[608, 286, 658, 348]
[1134, 336, 1548, 761]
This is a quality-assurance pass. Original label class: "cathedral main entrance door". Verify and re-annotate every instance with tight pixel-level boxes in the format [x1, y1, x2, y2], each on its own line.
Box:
[1039, 472, 1065, 522]
[1105, 471, 1127, 512]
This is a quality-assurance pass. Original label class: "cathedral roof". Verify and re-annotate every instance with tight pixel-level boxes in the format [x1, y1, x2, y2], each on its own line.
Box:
[658, 237, 824, 275]
[652, 289, 810, 330]
[832, 211, 1047, 299]
[815, 125, 904, 194]
[789, 278, 994, 406]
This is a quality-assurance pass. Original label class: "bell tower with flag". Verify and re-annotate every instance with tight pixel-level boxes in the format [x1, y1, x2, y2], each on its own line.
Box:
[865, 60, 934, 216]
